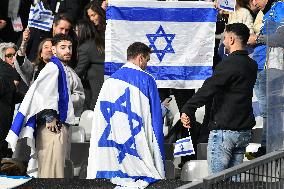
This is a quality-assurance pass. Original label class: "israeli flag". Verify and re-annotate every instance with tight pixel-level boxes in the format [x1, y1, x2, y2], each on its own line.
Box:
[174, 136, 195, 157]
[87, 63, 165, 188]
[105, 0, 217, 89]
[217, 0, 236, 12]
[0, 175, 31, 189]
[28, 1, 54, 31]
[6, 56, 75, 152]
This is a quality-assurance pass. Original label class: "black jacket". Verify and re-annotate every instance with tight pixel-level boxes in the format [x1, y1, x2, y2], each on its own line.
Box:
[75, 39, 105, 80]
[181, 50, 258, 131]
[0, 61, 23, 144]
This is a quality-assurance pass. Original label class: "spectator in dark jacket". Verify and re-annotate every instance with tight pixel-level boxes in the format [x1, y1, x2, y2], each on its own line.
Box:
[0, 43, 23, 162]
[181, 23, 258, 175]
[0, 0, 21, 43]
[75, 19, 105, 110]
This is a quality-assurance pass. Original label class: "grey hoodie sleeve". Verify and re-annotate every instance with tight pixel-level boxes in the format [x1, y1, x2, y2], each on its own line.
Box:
[66, 66, 85, 117]
[14, 55, 35, 86]
[257, 25, 284, 47]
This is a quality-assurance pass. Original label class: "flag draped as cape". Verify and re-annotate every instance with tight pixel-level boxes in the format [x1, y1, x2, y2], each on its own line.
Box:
[87, 63, 165, 188]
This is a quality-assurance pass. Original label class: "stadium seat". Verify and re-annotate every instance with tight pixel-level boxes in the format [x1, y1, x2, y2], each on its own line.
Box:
[71, 126, 86, 143]
[78, 110, 94, 141]
[64, 159, 74, 178]
[70, 142, 90, 177]
[197, 143, 208, 160]
[180, 160, 208, 181]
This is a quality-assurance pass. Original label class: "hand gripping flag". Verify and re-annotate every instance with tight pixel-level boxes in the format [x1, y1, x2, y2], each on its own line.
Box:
[28, 1, 54, 31]
[6, 56, 75, 175]
[87, 63, 165, 188]
[105, 0, 217, 89]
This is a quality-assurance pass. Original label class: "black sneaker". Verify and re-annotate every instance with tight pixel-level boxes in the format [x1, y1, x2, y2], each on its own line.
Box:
[178, 162, 184, 169]
[245, 146, 266, 160]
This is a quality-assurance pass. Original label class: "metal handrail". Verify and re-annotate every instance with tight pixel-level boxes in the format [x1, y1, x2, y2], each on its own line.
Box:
[176, 150, 284, 189]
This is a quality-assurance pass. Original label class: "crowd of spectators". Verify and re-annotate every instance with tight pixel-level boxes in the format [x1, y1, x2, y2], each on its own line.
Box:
[0, 0, 283, 180]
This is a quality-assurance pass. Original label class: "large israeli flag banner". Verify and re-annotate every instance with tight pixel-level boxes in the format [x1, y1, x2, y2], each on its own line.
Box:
[28, 1, 54, 31]
[87, 63, 165, 188]
[105, 0, 217, 89]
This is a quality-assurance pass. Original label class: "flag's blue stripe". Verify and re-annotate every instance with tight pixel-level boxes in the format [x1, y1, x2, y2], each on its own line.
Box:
[38, 1, 44, 11]
[111, 67, 149, 97]
[107, 6, 217, 22]
[111, 67, 165, 162]
[10, 112, 25, 137]
[51, 56, 69, 123]
[38, 1, 53, 15]
[28, 19, 52, 26]
[25, 116, 36, 130]
[174, 149, 194, 156]
[31, 3, 53, 15]
[28, 22, 51, 30]
[176, 138, 191, 145]
[31, 9, 39, 14]
[39, 11, 53, 16]
[105, 62, 213, 80]
[219, 5, 234, 11]
[10, 113, 36, 137]
[147, 73, 166, 165]
[0, 175, 31, 179]
[96, 170, 158, 183]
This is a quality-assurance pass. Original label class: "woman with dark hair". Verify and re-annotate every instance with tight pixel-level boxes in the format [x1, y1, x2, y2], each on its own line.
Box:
[75, 19, 105, 110]
[84, 1, 106, 32]
[227, 0, 254, 33]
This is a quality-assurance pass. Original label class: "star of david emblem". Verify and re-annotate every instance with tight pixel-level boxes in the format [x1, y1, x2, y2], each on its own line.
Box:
[98, 87, 143, 164]
[146, 25, 175, 62]
[180, 144, 184, 152]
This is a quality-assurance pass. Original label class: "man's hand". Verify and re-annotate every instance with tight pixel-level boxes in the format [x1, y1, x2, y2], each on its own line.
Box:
[0, 20, 6, 30]
[46, 119, 61, 133]
[248, 34, 257, 45]
[22, 28, 30, 42]
[181, 113, 191, 128]
[18, 28, 30, 56]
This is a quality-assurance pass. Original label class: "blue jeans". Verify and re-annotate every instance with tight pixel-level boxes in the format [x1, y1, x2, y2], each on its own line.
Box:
[207, 130, 251, 175]
[254, 70, 267, 147]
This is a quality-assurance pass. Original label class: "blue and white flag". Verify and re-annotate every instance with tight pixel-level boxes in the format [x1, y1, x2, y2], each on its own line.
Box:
[105, 0, 217, 89]
[87, 63, 165, 188]
[174, 136, 195, 157]
[0, 175, 31, 189]
[217, 0, 236, 12]
[28, 1, 54, 31]
[6, 56, 75, 152]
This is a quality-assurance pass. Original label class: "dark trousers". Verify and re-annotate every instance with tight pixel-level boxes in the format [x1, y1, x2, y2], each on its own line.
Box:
[83, 64, 105, 110]
[0, 141, 8, 160]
